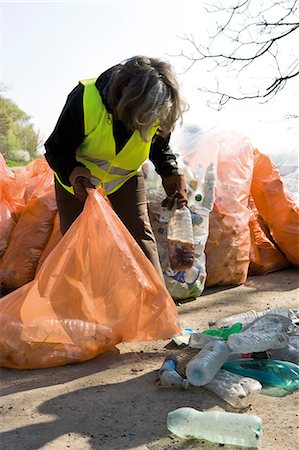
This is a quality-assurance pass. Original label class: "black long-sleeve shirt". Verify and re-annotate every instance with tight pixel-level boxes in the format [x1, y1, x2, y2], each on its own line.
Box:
[44, 67, 179, 186]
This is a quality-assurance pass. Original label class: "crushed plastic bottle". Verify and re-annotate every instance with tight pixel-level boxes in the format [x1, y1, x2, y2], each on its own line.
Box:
[158, 355, 189, 389]
[204, 369, 262, 408]
[202, 322, 243, 339]
[186, 340, 229, 386]
[209, 307, 298, 329]
[167, 407, 262, 447]
[167, 205, 195, 271]
[188, 323, 242, 349]
[188, 331, 220, 349]
[227, 314, 292, 353]
[223, 359, 299, 391]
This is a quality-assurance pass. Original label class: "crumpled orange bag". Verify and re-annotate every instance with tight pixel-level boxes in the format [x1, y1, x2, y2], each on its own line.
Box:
[0, 189, 180, 369]
[13, 157, 52, 204]
[251, 149, 299, 266]
[0, 154, 26, 258]
[248, 196, 290, 275]
[35, 212, 62, 275]
[0, 170, 57, 294]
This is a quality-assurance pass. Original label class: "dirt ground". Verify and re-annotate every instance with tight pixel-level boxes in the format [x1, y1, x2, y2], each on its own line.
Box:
[0, 267, 298, 450]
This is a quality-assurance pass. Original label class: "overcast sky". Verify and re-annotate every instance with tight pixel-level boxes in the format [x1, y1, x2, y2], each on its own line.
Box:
[1, 0, 298, 157]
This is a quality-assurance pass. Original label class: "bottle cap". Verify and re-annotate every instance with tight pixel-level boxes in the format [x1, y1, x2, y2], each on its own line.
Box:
[195, 194, 202, 202]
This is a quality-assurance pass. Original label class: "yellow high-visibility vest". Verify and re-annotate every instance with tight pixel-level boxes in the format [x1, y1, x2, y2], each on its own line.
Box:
[55, 78, 159, 195]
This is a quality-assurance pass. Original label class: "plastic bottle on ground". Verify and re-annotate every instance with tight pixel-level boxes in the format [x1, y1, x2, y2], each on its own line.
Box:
[167, 407, 262, 447]
[185, 340, 230, 386]
[204, 369, 262, 408]
[209, 307, 297, 329]
[227, 314, 292, 353]
[223, 359, 299, 391]
[158, 355, 189, 389]
[266, 343, 299, 365]
[188, 332, 220, 349]
[167, 205, 195, 271]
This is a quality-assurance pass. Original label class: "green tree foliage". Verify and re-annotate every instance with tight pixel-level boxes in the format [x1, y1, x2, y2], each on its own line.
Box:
[0, 94, 40, 162]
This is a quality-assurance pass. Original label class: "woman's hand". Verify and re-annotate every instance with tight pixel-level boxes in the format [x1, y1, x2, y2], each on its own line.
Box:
[69, 166, 95, 202]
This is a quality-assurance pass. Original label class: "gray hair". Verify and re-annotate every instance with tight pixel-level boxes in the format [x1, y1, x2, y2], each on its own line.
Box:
[106, 56, 188, 142]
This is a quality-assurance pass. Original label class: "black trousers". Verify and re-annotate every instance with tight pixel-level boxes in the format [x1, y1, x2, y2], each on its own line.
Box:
[55, 173, 164, 279]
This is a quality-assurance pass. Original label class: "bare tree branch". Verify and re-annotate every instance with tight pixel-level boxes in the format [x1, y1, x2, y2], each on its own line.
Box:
[176, 0, 299, 108]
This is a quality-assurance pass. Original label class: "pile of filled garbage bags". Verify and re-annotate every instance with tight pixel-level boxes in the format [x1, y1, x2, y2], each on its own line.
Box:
[0, 129, 298, 369]
[1, 130, 298, 299]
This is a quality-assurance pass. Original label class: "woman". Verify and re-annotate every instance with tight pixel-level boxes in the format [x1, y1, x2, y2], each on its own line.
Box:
[45, 55, 188, 279]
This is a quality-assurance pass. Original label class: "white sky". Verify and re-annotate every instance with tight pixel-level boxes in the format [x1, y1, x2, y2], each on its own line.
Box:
[1, 0, 298, 158]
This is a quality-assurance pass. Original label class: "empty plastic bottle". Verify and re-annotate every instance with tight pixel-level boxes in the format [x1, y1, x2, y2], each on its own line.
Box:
[202, 162, 216, 210]
[183, 265, 200, 284]
[185, 340, 230, 386]
[209, 307, 297, 329]
[189, 205, 209, 256]
[188, 324, 242, 349]
[204, 369, 262, 408]
[188, 332, 220, 349]
[167, 205, 195, 271]
[223, 359, 299, 391]
[158, 355, 189, 389]
[227, 314, 292, 353]
[266, 343, 299, 365]
[167, 407, 262, 447]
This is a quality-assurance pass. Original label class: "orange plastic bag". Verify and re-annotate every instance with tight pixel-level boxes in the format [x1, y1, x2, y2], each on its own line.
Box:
[13, 157, 53, 204]
[0, 154, 26, 257]
[251, 149, 299, 266]
[203, 131, 254, 286]
[0, 189, 180, 369]
[0, 178, 57, 293]
[35, 212, 62, 275]
[248, 196, 290, 274]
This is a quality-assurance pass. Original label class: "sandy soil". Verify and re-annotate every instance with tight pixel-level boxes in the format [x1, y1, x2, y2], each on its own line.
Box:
[0, 267, 298, 450]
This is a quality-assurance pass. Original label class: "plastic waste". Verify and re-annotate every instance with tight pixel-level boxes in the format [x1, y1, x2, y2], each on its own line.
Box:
[254, 341, 299, 365]
[251, 148, 299, 266]
[0, 172, 57, 292]
[203, 131, 254, 287]
[0, 190, 180, 369]
[204, 369, 262, 408]
[188, 323, 242, 349]
[172, 327, 197, 346]
[188, 332, 221, 349]
[208, 307, 297, 329]
[190, 203, 209, 257]
[185, 340, 229, 386]
[227, 314, 292, 353]
[158, 355, 189, 389]
[248, 195, 290, 275]
[202, 322, 242, 339]
[167, 407, 262, 447]
[223, 359, 299, 391]
[202, 162, 216, 210]
[167, 205, 195, 271]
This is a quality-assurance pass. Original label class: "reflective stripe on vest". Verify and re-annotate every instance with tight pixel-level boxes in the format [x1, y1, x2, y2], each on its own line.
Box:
[55, 78, 159, 196]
